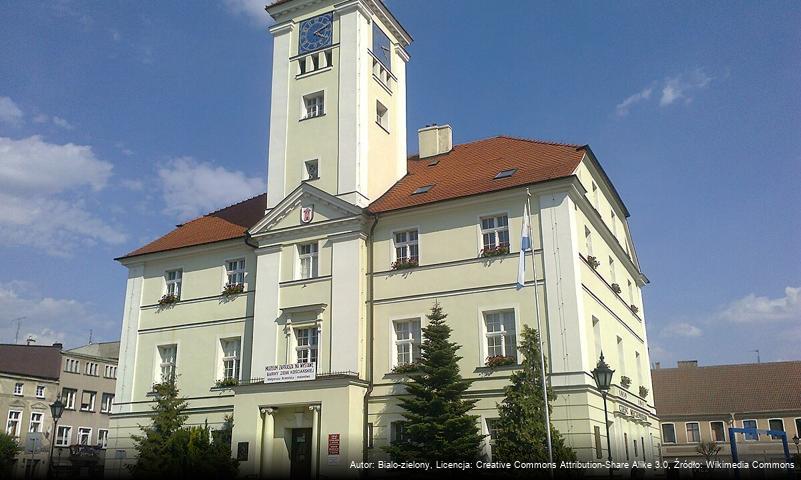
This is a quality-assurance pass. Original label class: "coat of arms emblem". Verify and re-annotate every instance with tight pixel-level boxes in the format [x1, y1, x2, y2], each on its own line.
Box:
[300, 205, 314, 224]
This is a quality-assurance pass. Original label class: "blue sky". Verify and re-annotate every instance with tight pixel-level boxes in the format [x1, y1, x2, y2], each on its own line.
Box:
[0, 1, 799, 367]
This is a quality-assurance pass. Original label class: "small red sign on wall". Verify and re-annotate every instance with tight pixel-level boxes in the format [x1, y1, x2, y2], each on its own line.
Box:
[327, 433, 340, 455]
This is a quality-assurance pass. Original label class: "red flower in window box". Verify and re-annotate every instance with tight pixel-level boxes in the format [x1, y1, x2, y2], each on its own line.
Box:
[158, 293, 179, 306]
[222, 283, 245, 296]
[391, 257, 418, 271]
[485, 355, 515, 369]
[480, 243, 510, 258]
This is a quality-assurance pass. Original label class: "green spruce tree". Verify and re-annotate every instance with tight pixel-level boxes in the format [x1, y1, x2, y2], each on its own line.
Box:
[493, 325, 576, 464]
[129, 377, 189, 479]
[386, 302, 484, 462]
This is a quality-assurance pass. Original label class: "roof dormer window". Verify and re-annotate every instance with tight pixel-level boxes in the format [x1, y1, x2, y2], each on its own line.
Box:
[412, 185, 433, 195]
[494, 168, 517, 179]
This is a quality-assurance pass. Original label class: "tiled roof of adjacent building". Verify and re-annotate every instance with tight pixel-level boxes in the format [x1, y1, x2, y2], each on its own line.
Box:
[368, 136, 585, 213]
[118, 193, 268, 260]
[118, 136, 586, 260]
[0, 344, 63, 380]
[651, 361, 801, 417]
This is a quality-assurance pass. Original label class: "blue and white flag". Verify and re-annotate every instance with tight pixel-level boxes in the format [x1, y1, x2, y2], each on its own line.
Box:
[517, 198, 532, 288]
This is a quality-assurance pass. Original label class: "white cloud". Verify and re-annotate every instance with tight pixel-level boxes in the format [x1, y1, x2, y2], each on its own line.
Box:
[0, 96, 24, 126]
[52, 116, 74, 130]
[158, 157, 264, 221]
[615, 69, 713, 117]
[615, 87, 653, 117]
[120, 179, 144, 191]
[0, 282, 112, 348]
[718, 286, 801, 323]
[0, 135, 125, 256]
[33, 114, 49, 123]
[223, 0, 272, 25]
[0, 135, 111, 194]
[661, 322, 703, 338]
[660, 69, 712, 106]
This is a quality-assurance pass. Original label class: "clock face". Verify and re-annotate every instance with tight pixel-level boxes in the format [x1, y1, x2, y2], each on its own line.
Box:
[372, 24, 391, 72]
[299, 13, 333, 54]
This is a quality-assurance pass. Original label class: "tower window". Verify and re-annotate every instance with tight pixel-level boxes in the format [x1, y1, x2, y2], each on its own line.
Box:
[303, 92, 324, 119]
[304, 159, 319, 180]
[376, 101, 389, 131]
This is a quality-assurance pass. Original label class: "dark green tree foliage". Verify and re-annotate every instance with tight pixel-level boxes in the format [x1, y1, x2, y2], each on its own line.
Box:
[129, 378, 238, 479]
[0, 432, 21, 475]
[386, 302, 484, 462]
[493, 325, 576, 463]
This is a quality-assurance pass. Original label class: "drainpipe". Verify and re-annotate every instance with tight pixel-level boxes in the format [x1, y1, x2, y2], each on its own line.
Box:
[363, 214, 379, 464]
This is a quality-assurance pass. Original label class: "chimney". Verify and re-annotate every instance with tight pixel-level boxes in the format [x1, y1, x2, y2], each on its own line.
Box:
[677, 360, 698, 368]
[418, 124, 452, 159]
[52, 342, 63, 350]
[653, 362, 661, 369]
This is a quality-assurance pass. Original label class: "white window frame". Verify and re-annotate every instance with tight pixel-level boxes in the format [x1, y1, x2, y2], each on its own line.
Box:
[742, 419, 759, 441]
[29, 412, 43, 433]
[156, 344, 178, 384]
[478, 213, 510, 252]
[709, 421, 726, 443]
[376, 100, 389, 131]
[768, 418, 785, 439]
[608, 257, 616, 284]
[224, 258, 246, 287]
[479, 307, 519, 364]
[302, 91, 325, 119]
[661, 423, 676, 444]
[85, 362, 98, 376]
[98, 429, 109, 449]
[219, 337, 242, 381]
[584, 226, 593, 257]
[795, 418, 801, 437]
[65, 358, 80, 373]
[303, 159, 319, 181]
[100, 393, 114, 413]
[13, 382, 23, 396]
[5, 410, 22, 437]
[685, 422, 701, 443]
[80, 391, 96, 412]
[391, 228, 419, 264]
[392, 318, 421, 367]
[104, 365, 117, 379]
[62, 388, 77, 410]
[165, 269, 182, 298]
[56, 425, 73, 447]
[294, 326, 319, 365]
[35, 385, 45, 398]
[77, 427, 92, 446]
[297, 242, 319, 280]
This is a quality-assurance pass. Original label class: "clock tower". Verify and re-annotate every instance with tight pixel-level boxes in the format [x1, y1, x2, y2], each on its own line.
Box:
[265, 0, 412, 209]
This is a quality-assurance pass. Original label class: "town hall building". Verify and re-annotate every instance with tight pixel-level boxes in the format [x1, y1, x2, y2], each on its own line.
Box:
[106, 0, 660, 477]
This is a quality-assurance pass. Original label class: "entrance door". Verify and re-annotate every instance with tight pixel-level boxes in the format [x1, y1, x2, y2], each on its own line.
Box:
[290, 428, 313, 480]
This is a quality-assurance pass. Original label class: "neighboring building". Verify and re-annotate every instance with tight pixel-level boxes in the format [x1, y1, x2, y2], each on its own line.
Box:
[0, 343, 62, 479]
[653, 360, 801, 462]
[52, 342, 120, 476]
[0, 342, 119, 479]
[107, 0, 659, 477]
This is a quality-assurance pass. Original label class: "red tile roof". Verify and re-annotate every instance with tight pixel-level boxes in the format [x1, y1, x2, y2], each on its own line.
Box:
[118, 136, 587, 260]
[118, 193, 268, 260]
[368, 135, 585, 213]
[0, 344, 63, 380]
[651, 361, 801, 417]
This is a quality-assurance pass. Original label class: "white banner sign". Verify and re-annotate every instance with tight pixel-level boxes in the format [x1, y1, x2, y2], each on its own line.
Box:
[264, 363, 317, 384]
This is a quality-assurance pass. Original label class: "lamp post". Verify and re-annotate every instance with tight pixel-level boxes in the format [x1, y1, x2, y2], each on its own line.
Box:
[48, 396, 65, 479]
[793, 435, 800, 457]
[592, 352, 615, 477]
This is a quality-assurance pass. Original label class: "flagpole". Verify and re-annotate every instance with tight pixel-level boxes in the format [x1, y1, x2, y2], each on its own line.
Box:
[525, 188, 554, 474]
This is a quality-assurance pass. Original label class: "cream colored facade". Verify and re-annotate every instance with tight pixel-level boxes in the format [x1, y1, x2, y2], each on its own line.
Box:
[107, 0, 659, 477]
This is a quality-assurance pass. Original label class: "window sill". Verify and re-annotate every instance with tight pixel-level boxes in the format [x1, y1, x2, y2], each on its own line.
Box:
[474, 364, 519, 373]
[299, 113, 326, 122]
[296, 65, 333, 80]
[375, 121, 390, 134]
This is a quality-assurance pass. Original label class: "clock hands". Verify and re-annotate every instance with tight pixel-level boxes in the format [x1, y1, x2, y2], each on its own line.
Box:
[313, 26, 328, 38]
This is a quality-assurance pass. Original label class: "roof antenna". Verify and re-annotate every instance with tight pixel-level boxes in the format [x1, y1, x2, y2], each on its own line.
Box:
[13, 316, 26, 344]
[89, 329, 93, 345]
[751, 349, 760, 364]
[26, 335, 36, 346]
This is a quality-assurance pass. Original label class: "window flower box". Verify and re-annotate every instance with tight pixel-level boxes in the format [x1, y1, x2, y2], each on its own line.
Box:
[158, 293, 179, 306]
[620, 375, 631, 389]
[391, 362, 420, 374]
[391, 257, 418, 271]
[587, 255, 600, 269]
[630, 304, 639, 314]
[480, 243, 510, 258]
[639, 385, 649, 398]
[222, 283, 245, 296]
[611, 283, 622, 294]
[485, 355, 515, 369]
[215, 378, 239, 388]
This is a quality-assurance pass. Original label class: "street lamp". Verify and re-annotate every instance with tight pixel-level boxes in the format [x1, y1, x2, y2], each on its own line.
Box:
[592, 352, 615, 476]
[793, 435, 800, 457]
[48, 396, 65, 479]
